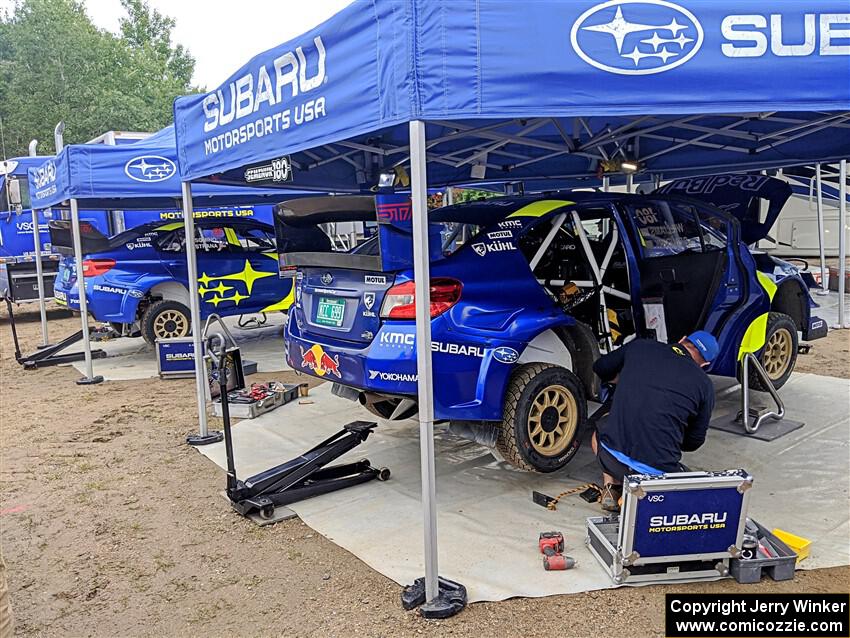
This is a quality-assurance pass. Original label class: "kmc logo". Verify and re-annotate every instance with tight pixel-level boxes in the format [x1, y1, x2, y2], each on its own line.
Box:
[571, 0, 704, 75]
[124, 155, 177, 182]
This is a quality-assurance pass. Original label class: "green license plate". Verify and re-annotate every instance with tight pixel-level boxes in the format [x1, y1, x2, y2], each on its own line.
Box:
[315, 297, 346, 327]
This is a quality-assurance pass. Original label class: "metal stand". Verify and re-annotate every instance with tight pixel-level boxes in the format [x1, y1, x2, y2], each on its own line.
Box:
[5, 296, 106, 370]
[735, 353, 785, 433]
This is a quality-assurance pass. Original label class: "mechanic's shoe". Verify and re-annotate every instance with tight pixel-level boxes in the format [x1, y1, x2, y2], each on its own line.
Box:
[600, 483, 623, 512]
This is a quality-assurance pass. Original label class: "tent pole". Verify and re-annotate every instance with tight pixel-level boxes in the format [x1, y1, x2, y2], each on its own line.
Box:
[838, 160, 847, 329]
[625, 173, 634, 193]
[815, 164, 829, 296]
[602, 176, 610, 192]
[409, 120, 440, 603]
[30, 208, 50, 346]
[182, 182, 221, 446]
[69, 198, 103, 385]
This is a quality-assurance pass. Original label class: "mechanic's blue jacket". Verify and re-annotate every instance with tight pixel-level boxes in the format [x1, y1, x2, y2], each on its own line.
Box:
[594, 339, 715, 473]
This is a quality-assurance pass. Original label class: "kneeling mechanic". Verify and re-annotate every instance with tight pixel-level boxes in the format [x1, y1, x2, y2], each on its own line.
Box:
[590, 331, 719, 511]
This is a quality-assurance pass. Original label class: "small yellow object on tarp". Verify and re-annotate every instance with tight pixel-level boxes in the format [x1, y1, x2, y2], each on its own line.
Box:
[772, 528, 811, 563]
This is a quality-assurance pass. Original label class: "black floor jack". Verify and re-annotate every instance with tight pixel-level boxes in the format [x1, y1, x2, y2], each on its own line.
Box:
[206, 333, 390, 520]
[5, 296, 106, 370]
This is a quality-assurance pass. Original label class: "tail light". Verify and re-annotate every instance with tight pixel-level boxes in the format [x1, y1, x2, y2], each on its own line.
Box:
[81, 258, 116, 277]
[381, 278, 462, 320]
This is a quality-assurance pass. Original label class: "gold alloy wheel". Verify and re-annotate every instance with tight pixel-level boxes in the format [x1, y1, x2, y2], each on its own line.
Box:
[153, 309, 189, 339]
[763, 327, 793, 380]
[527, 385, 578, 456]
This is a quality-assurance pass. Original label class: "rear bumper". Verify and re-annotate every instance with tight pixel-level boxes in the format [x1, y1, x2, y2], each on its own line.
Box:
[285, 316, 519, 421]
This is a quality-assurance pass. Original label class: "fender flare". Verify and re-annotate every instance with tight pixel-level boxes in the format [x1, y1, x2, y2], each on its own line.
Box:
[515, 320, 600, 400]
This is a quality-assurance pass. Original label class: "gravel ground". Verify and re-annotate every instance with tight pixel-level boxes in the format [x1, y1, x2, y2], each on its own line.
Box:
[1, 303, 848, 637]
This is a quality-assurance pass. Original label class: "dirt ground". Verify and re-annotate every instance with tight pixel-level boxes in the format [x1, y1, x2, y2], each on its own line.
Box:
[1, 303, 848, 638]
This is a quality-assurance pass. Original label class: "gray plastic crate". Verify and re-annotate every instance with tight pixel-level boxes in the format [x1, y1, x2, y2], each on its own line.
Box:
[730, 519, 797, 584]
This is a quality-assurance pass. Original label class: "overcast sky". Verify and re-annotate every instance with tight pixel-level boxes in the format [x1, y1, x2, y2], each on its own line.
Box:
[1, 0, 353, 89]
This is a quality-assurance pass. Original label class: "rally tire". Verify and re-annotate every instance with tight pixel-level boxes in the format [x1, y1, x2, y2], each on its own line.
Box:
[751, 312, 798, 392]
[141, 300, 192, 344]
[496, 363, 586, 473]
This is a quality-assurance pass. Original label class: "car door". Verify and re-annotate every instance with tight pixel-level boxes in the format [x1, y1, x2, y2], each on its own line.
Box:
[627, 199, 737, 343]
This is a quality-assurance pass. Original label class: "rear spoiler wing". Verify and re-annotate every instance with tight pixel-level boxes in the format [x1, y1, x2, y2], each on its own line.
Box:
[654, 174, 792, 245]
[274, 194, 441, 273]
[47, 220, 110, 256]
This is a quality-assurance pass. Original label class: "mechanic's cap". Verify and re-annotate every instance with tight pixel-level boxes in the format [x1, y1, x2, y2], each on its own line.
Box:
[686, 331, 719, 363]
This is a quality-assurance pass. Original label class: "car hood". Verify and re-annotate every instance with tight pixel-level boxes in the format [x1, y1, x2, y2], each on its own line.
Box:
[654, 174, 792, 245]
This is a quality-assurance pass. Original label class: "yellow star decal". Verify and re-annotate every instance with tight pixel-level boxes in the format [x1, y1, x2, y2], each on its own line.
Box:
[208, 295, 224, 307]
[208, 260, 274, 294]
[199, 282, 233, 296]
[198, 272, 215, 287]
[221, 291, 248, 305]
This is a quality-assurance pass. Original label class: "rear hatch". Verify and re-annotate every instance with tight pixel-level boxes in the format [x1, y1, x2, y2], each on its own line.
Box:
[48, 219, 111, 256]
[654, 173, 793, 245]
[298, 267, 395, 346]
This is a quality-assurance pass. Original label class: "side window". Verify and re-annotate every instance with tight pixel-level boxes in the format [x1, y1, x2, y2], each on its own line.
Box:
[233, 226, 276, 252]
[198, 226, 230, 252]
[632, 201, 704, 258]
[157, 229, 185, 253]
[695, 206, 728, 252]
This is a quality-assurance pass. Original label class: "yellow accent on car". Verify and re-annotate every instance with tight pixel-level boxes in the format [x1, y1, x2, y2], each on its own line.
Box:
[756, 271, 777, 301]
[506, 200, 574, 219]
[737, 271, 778, 359]
[155, 222, 183, 231]
[224, 227, 240, 246]
[738, 312, 769, 359]
[259, 282, 296, 313]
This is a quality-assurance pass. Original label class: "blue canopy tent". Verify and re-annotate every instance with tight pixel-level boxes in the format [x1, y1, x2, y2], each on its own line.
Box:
[27, 126, 324, 441]
[173, 0, 850, 610]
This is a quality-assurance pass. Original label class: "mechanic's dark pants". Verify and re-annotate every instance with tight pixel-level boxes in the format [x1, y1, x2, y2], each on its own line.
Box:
[592, 416, 688, 483]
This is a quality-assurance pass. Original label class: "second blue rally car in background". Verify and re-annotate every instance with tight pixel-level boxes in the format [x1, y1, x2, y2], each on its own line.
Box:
[50, 217, 294, 343]
[277, 174, 826, 473]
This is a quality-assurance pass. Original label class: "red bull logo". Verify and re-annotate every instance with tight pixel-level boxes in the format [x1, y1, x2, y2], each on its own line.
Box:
[300, 344, 342, 379]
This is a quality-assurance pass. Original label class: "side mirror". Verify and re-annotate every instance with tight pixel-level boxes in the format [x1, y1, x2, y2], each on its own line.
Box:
[7, 177, 22, 208]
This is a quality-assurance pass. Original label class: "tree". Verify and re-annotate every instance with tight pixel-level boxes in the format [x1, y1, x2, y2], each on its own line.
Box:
[0, 0, 198, 157]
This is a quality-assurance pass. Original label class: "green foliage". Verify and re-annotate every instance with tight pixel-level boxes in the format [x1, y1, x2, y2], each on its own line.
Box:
[452, 188, 502, 203]
[0, 0, 198, 157]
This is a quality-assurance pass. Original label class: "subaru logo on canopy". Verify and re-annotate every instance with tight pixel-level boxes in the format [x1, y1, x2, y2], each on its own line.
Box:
[571, 0, 703, 75]
[124, 155, 177, 182]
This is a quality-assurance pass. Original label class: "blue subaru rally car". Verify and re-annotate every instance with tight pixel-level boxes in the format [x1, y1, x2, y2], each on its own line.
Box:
[278, 175, 826, 472]
[49, 217, 294, 343]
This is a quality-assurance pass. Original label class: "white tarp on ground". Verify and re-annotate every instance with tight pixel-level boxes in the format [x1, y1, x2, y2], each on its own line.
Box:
[70, 314, 289, 381]
[196, 372, 850, 602]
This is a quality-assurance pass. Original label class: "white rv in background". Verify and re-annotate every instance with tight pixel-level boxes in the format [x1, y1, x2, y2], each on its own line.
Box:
[758, 166, 849, 257]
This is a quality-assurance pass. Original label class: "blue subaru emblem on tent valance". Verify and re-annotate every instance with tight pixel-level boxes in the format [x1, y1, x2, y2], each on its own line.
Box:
[571, 0, 703, 76]
[124, 155, 177, 182]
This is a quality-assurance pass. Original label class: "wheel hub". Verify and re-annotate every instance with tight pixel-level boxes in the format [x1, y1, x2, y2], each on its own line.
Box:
[154, 309, 189, 339]
[763, 327, 792, 380]
[527, 385, 578, 456]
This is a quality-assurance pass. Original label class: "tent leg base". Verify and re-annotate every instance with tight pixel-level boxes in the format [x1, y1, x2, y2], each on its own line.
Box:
[401, 577, 467, 619]
[187, 431, 224, 446]
[76, 375, 104, 386]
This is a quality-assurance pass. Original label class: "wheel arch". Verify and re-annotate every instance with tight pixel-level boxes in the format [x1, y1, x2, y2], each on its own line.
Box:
[147, 281, 191, 309]
[770, 277, 808, 333]
[515, 321, 600, 401]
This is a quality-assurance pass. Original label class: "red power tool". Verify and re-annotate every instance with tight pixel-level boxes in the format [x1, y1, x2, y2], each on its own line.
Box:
[539, 531, 576, 571]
